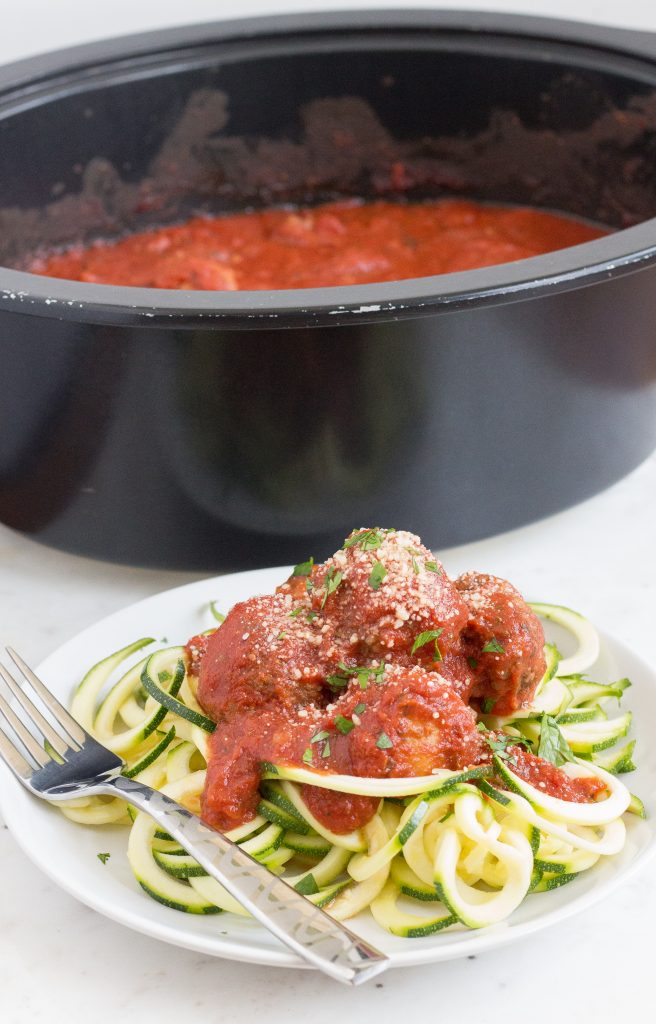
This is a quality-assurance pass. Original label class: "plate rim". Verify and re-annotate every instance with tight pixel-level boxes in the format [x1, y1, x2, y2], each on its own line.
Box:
[2, 565, 655, 970]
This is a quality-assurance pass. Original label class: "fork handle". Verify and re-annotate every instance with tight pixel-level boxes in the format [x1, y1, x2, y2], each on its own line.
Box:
[104, 775, 388, 985]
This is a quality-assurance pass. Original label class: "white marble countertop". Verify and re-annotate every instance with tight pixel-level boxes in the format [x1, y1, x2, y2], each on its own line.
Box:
[2, 2, 656, 1020]
[2, 452, 655, 1023]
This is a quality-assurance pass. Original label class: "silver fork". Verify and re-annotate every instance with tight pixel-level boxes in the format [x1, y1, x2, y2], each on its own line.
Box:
[0, 648, 389, 985]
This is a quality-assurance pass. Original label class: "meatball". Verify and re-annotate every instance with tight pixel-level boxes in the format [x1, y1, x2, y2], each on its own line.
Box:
[455, 572, 546, 715]
[301, 662, 484, 832]
[300, 529, 469, 663]
[197, 594, 329, 721]
[311, 663, 484, 779]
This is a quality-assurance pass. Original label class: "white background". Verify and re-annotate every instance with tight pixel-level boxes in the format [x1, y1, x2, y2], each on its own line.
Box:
[1, 3, 656, 1022]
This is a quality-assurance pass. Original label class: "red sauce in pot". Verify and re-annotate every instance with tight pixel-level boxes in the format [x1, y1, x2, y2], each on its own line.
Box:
[30, 198, 607, 290]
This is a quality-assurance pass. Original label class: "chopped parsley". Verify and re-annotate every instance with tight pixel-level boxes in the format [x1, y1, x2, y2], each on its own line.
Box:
[277, 631, 287, 640]
[482, 730, 530, 766]
[326, 661, 385, 692]
[302, 747, 313, 765]
[292, 557, 314, 577]
[537, 713, 576, 767]
[353, 702, 367, 715]
[288, 607, 303, 618]
[335, 715, 355, 735]
[321, 739, 331, 758]
[411, 628, 444, 662]
[425, 561, 441, 574]
[412, 556, 420, 575]
[97, 852, 111, 865]
[481, 697, 496, 714]
[321, 567, 343, 608]
[376, 732, 393, 750]
[307, 610, 318, 621]
[467, 656, 479, 670]
[482, 637, 506, 655]
[368, 561, 387, 590]
[294, 873, 319, 895]
[343, 528, 392, 552]
[311, 730, 330, 744]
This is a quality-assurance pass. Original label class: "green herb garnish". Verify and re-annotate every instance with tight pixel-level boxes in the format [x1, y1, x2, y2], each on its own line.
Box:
[321, 567, 343, 608]
[467, 656, 479, 670]
[368, 561, 387, 590]
[411, 628, 444, 662]
[482, 731, 530, 766]
[482, 637, 506, 655]
[353, 702, 367, 715]
[376, 732, 393, 750]
[311, 730, 330, 744]
[97, 852, 111, 864]
[321, 739, 331, 758]
[537, 713, 576, 767]
[412, 557, 420, 575]
[292, 557, 314, 577]
[302, 747, 313, 765]
[288, 607, 303, 618]
[335, 715, 355, 735]
[343, 528, 391, 552]
[425, 561, 441, 574]
[326, 662, 385, 692]
[481, 697, 496, 714]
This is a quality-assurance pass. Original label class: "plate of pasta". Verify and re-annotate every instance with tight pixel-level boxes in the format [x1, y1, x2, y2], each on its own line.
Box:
[1, 528, 655, 969]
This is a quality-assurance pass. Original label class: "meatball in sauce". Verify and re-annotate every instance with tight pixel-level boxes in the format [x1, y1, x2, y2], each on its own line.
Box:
[190, 528, 592, 835]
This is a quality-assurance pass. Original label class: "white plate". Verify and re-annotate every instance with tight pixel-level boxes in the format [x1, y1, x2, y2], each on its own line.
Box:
[1, 566, 656, 970]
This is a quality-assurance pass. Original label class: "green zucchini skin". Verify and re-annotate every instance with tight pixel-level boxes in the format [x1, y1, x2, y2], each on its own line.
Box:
[58, 601, 641, 937]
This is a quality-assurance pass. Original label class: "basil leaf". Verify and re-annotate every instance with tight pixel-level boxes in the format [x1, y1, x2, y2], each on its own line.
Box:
[537, 713, 576, 767]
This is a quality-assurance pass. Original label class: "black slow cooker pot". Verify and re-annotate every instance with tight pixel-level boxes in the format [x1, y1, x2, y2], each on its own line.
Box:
[1, 9, 656, 570]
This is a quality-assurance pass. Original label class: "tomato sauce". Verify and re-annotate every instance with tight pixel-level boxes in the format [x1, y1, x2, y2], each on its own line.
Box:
[30, 198, 607, 290]
[188, 528, 606, 836]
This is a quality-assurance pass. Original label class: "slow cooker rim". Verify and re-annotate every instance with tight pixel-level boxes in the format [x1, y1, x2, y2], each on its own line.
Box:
[3, 7, 656, 328]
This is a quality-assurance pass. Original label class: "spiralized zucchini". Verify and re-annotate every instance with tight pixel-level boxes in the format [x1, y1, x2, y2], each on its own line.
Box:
[60, 601, 641, 936]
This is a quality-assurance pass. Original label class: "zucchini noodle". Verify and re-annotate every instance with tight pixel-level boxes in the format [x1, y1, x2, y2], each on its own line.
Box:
[59, 601, 642, 937]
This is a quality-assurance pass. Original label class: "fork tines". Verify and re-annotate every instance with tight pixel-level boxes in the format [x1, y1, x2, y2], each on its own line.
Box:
[0, 648, 84, 775]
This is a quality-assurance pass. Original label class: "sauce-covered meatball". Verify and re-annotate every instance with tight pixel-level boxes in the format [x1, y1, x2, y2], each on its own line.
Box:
[455, 572, 546, 715]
